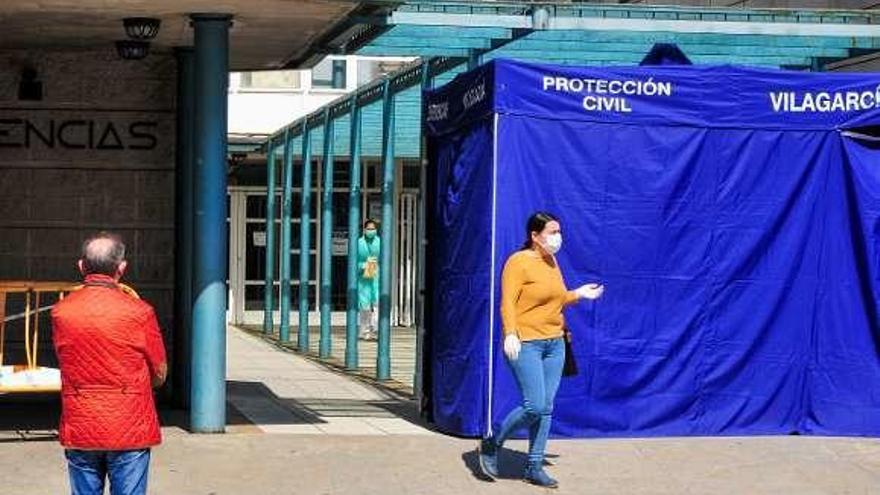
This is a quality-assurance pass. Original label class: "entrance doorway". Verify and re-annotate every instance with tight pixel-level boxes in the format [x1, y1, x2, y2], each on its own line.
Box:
[226, 160, 421, 328]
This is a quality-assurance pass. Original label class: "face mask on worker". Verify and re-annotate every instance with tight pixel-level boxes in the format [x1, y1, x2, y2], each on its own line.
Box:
[365, 229, 377, 240]
[542, 233, 562, 255]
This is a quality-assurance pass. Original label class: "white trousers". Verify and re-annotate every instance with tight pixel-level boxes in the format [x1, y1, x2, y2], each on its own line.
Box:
[359, 307, 378, 337]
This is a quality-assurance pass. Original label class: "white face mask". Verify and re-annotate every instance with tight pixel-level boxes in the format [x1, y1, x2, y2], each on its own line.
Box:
[543, 233, 562, 255]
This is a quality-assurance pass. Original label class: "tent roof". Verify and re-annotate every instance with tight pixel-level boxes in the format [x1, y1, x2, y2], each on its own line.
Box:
[424, 58, 880, 135]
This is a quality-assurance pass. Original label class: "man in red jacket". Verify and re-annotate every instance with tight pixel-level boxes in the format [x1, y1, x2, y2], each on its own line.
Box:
[52, 232, 167, 495]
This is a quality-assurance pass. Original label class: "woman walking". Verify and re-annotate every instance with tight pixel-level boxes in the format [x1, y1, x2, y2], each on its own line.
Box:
[479, 212, 604, 488]
[357, 219, 381, 340]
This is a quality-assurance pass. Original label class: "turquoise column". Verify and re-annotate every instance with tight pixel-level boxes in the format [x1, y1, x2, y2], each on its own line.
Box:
[345, 96, 362, 370]
[263, 138, 277, 336]
[377, 80, 395, 381]
[319, 109, 335, 359]
[279, 128, 294, 342]
[298, 124, 313, 353]
[190, 13, 232, 433]
[173, 46, 194, 409]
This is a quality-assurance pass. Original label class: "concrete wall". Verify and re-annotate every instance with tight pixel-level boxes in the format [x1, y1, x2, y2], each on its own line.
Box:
[0, 48, 176, 368]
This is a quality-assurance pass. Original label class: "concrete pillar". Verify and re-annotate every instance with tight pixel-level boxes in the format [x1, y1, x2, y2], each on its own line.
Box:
[173, 46, 194, 409]
[190, 13, 232, 433]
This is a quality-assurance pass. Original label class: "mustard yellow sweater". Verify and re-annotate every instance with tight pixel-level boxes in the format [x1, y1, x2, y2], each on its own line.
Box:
[500, 250, 578, 341]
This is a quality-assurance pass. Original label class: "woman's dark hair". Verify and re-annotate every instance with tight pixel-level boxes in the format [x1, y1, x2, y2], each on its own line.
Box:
[363, 219, 379, 230]
[521, 212, 558, 250]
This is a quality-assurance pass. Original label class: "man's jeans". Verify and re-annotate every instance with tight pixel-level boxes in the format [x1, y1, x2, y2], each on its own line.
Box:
[65, 449, 151, 495]
[495, 337, 565, 467]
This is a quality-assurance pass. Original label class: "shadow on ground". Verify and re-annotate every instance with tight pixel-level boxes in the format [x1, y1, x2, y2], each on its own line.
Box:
[462, 447, 535, 481]
[462, 447, 562, 482]
[1, 378, 427, 440]
[0, 393, 60, 443]
[1, 393, 192, 440]
[226, 380, 429, 428]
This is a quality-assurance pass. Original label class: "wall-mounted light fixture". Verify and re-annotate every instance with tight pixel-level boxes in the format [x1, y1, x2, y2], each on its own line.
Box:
[116, 17, 160, 60]
[115, 40, 151, 60]
[123, 17, 161, 40]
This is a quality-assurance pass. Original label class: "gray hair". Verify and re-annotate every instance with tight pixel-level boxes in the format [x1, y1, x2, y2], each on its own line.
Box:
[81, 232, 126, 276]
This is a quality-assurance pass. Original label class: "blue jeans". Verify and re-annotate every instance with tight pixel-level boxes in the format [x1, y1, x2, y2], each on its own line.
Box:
[495, 337, 565, 467]
[65, 449, 151, 495]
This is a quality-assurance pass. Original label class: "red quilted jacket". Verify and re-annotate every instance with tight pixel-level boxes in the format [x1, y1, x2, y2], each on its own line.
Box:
[52, 274, 166, 450]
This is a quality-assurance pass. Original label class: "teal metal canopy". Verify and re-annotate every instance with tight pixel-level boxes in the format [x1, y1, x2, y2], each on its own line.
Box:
[351, 2, 880, 70]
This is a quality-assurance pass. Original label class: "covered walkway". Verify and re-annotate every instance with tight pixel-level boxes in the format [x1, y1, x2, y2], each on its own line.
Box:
[226, 326, 424, 435]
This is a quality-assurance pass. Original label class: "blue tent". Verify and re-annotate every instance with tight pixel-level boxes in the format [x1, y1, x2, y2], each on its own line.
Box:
[423, 59, 880, 438]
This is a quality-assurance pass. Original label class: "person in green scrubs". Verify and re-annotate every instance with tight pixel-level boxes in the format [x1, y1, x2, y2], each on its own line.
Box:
[357, 219, 381, 340]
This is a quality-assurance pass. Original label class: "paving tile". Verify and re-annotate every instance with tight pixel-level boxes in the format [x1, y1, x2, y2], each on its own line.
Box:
[226, 327, 429, 436]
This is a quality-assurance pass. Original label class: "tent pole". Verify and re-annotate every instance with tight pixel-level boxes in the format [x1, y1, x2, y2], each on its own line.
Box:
[415, 61, 432, 405]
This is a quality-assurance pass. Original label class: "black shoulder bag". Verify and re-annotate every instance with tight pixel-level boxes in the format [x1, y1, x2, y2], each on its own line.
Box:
[562, 328, 578, 377]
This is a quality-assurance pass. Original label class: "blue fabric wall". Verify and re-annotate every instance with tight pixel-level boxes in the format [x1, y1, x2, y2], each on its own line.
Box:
[425, 60, 880, 438]
[490, 117, 880, 437]
[427, 118, 495, 436]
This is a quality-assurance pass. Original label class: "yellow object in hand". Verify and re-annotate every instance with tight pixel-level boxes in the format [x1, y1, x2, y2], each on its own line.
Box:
[363, 259, 378, 279]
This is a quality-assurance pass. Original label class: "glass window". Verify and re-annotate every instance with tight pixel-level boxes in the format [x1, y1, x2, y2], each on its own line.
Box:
[288, 160, 321, 192]
[245, 222, 274, 280]
[244, 221, 318, 282]
[289, 219, 319, 252]
[245, 283, 317, 311]
[365, 193, 383, 222]
[332, 191, 352, 229]
[245, 285, 266, 311]
[246, 195, 282, 220]
[330, 256, 348, 310]
[312, 58, 347, 89]
[332, 159, 351, 188]
[237, 70, 301, 90]
[366, 162, 379, 189]
[402, 163, 421, 189]
[244, 191, 319, 221]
